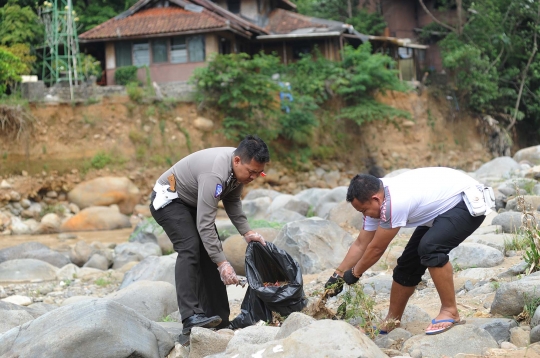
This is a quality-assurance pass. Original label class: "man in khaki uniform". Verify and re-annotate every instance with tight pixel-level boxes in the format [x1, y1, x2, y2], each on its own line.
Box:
[150, 135, 269, 335]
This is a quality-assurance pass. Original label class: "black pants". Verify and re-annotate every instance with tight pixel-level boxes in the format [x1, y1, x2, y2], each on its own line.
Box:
[149, 193, 230, 327]
[392, 200, 485, 287]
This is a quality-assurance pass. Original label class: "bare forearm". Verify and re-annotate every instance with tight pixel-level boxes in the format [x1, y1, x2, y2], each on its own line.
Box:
[336, 230, 375, 275]
[353, 246, 385, 276]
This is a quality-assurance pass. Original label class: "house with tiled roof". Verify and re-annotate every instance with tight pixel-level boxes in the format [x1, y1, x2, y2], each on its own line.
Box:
[79, 0, 370, 85]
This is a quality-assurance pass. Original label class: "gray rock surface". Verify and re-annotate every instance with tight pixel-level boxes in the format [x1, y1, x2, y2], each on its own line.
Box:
[464, 233, 508, 253]
[265, 208, 306, 224]
[491, 273, 540, 316]
[402, 324, 498, 357]
[513, 145, 540, 165]
[0, 242, 70, 268]
[244, 189, 282, 201]
[449, 243, 505, 268]
[467, 318, 518, 343]
[326, 200, 364, 230]
[275, 312, 316, 340]
[273, 218, 354, 274]
[475, 157, 521, 178]
[242, 197, 272, 219]
[491, 212, 523, 233]
[120, 254, 177, 289]
[0, 301, 42, 334]
[294, 188, 331, 208]
[189, 327, 233, 358]
[0, 259, 58, 282]
[531, 325, 540, 344]
[113, 241, 162, 269]
[0, 299, 174, 358]
[106, 280, 178, 321]
[83, 253, 109, 270]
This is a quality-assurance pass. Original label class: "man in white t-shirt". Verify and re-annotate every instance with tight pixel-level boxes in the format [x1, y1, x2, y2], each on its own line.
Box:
[325, 167, 486, 335]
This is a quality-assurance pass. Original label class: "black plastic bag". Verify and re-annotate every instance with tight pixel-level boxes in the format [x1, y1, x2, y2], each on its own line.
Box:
[230, 242, 307, 329]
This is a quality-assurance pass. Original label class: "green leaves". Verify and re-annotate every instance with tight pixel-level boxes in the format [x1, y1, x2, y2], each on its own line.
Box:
[0, 47, 26, 94]
[0, 1, 41, 46]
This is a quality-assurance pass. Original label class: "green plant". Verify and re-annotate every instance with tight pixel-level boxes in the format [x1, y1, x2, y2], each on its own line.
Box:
[338, 284, 380, 338]
[520, 291, 540, 325]
[63, 279, 72, 286]
[306, 206, 315, 218]
[126, 82, 144, 103]
[90, 151, 112, 169]
[85, 96, 100, 105]
[0, 47, 26, 94]
[95, 277, 111, 286]
[115, 66, 138, 86]
[490, 281, 500, 290]
[515, 188, 540, 274]
[161, 315, 176, 322]
[40, 204, 65, 217]
[146, 105, 156, 118]
[163, 249, 175, 255]
[159, 120, 166, 137]
[247, 219, 283, 229]
[175, 123, 192, 153]
[504, 234, 528, 252]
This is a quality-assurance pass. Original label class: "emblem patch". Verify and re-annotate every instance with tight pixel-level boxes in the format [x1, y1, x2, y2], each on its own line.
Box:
[214, 184, 223, 198]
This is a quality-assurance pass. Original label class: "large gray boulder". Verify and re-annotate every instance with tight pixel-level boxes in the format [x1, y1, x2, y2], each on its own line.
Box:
[244, 189, 282, 201]
[314, 187, 348, 218]
[0, 301, 43, 334]
[113, 241, 162, 269]
[326, 200, 363, 229]
[0, 259, 58, 283]
[449, 243, 504, 268]
[61, 206, 131, 232]
[189, 327, 234, 358]
[0, 242, 70, 268]
[120, 254, 177, 289]
[294, 188, 331, 208]
[475, 157, 521, 178]
[275, 312, 316, 340]
[265, 208, 306, 224]
[402, 324, 498, 357]
[491, 274, 540, 316]
[513, 145, 540, 165]
[67, 177, 141, 214]
[0, 299, 174, 358]
[463, 234, 507, 253]
[506, 195, 540, 211]
[210, 319, 386, 358]
[242, 197, 272, 219]
[492, 212, 523, 233]
[106, 280, 178, 322]
[273, 218, 354, 274]
[497, 178, 538, 196]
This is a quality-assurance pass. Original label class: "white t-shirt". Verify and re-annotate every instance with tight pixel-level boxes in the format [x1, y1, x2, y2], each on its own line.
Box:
[363, 167, 480, 231]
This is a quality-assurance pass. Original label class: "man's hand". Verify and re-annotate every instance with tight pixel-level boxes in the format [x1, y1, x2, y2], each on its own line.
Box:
[217, 261, 239, 285]
[324, 273, 344, 297]
[244, 231, 266, 245]
[343, 268, 361, 285]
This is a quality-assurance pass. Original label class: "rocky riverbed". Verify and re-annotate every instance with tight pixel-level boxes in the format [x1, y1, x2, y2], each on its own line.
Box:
[2, 148, 540, 357]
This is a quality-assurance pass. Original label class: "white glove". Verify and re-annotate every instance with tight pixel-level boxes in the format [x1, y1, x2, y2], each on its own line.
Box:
[244, 231, 266, 245]
[217, 261, 239, 285]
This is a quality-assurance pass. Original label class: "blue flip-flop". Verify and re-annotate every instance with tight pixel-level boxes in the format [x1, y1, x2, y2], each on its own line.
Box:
[372, 326, 388, 335]
[425, 318, 465, 335]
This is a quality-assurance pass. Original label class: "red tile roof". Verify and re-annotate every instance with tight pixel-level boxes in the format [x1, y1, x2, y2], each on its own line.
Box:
[79, 6, 227, 40]
[265, 9, 328, 34]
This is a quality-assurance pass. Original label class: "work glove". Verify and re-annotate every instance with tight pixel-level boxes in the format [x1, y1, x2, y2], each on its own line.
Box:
[324, 273, 344, 297]
[244, 231, 266, 246]
[217, 261, 239, 285]
[343, 268, 361, 285]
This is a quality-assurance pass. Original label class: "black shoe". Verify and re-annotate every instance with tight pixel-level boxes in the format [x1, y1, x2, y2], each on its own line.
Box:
[182, 314, 222, 335]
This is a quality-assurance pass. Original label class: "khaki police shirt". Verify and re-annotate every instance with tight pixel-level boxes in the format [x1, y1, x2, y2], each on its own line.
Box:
[157, 147, 250, 264]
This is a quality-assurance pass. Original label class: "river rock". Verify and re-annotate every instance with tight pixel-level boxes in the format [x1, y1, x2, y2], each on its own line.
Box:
[0, 242, 70, 267]
[61, 206, 131, 232]
[491, 273, 540, 316]
[403, 324, 498, 357]
[242, 197, 272, 219]
[273, 218, 354, 274]
[113, 242, 162, 269]
[244, 189, 282, 201]
[326, 200, 363, 230]
[449, 243, 504, 268]
[475, 157, 521, 178]
[514, 145, 540, 165]
[0, 301, 42, 334]
[34, 213, 62, 234]
[106, 280, 178, 321]
[0, 259, 58, 283]
[275, 312, 316, 339]
[491, 212, 523, 233]
[120, 254, 177, 289]
[294, 188, 331, 208]
[467, 318, 518, 343]
[0, 299, 174, 358]
[189, 327, 233, 358]
[67, 177, 141, 214]
[210, 319, 386, 358]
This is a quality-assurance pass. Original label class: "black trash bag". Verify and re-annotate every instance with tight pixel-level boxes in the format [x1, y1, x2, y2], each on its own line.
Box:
[230, 242, 307, 329]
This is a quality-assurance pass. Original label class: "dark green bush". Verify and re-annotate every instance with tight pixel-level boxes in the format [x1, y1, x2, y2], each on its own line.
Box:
[115, 66, 138, 86]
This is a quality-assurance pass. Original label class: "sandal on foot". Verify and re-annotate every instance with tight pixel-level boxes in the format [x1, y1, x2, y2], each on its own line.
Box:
[425, 318, 465, 335]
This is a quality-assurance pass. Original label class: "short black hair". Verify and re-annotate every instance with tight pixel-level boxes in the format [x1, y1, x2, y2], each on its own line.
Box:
[234, 135, 270, 164]
[346, 174, 382, 203]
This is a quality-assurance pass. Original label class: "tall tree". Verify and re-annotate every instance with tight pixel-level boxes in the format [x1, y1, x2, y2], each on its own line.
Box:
[0, 0, 42, 46]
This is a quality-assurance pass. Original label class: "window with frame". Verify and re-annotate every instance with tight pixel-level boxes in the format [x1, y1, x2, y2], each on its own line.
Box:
[152, 39, 168, 63]
[188, 35, 205, 62]
[227, 0, 240, 14]
[171, 37, 187, 63]
[115, 42, 132, 67]
[133, 41, 150, 66]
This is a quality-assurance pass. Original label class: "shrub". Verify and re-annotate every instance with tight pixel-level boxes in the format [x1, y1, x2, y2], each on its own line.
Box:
[126, 82, 144, 103]
[90, 151, 112, 169]
[115, 66, 138, 85]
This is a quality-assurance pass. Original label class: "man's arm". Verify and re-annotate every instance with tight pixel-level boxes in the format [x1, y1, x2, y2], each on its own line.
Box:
[222, 184, 250, 235]
[335, 229, 376, 275]
[352, 227, 400, 276]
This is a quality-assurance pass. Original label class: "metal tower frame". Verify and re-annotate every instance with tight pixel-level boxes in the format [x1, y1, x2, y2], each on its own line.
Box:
[40, 0, 82, 99]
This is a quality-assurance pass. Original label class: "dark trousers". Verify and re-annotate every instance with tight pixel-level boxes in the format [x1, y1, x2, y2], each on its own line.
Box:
[393, 200, 485, 287]
[149, 194, 230, 327]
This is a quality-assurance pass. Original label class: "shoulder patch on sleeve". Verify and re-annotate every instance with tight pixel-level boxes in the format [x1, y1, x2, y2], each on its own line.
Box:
[214, 184, 223, 198]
